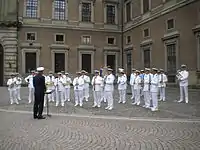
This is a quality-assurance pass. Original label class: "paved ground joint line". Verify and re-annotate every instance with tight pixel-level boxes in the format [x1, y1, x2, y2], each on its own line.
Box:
[0, 108, 200, 123]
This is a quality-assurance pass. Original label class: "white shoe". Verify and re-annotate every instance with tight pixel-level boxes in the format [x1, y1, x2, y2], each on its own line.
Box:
[18, 98, 21, 101]
[118, 101, 122, 103]
[97, 105, 101, 108]
[79, 104, 83, 107]
[55, 103, 59, 107]
[108, 107, 113, 110]
[122, 101, 126, 104]
[74, 103, 78, 107]
[142, 105, 146, 108]
[159, 99, 162, 101]
[178, 100, 183, 103]
[85, 98, 88, 102]
[16, 101, 19, 105]
[61, 103, 64, 107]
[10, 102, 13, 105]
[136, 102, 140, 106]
[52, 100, 55, 102]
[132, 102, 136, 105]
[68, 99, 70, 102]
[44, 104, 46, 107]
[185, 100, 189, 103]
[105, 106, 109, 110]
[151, 107, 158, 111]
[92, 105, 97, 108]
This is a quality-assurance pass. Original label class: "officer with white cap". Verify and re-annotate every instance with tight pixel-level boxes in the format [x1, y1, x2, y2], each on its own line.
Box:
[15, 73, 22, 101]
[7, 73, 19, 105]
[25, 70, 36, 103]
[33, 67, 46, 119]
[177, 64, 189, 103]
[143, 68, 151, 108]
[73, 71, 85, 107]
[132, 70, 141, 105]
[104, 68, 115, 110]
[54, 72, 65, 107]
[117, 68, 127, 104]
[150, 68, 159, 111]
[158, 69, 168, 101]
[63, 72, 72, 102]
[45, 71, 55, 103]
[91, 70, 103, 108]
[130, 68, 136, 101]
[81, 70, 90, 102]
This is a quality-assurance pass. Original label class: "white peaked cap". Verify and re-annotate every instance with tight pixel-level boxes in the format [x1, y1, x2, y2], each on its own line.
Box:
[37, 67, 44, 71]
[118, 68, 124, 72]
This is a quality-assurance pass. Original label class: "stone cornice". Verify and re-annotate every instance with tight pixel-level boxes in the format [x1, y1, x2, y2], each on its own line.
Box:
[49, 44, 69, 50]
[77, 45, 96, 51]
[124, 44, 133, 51]
[140, 39, 153, 47]
[124, 0, 197, 32]
[103, 46, 120, 52]
[162, 31, 180, 41]
[20, 42, 42, 49]
[192, 24, 200, 33]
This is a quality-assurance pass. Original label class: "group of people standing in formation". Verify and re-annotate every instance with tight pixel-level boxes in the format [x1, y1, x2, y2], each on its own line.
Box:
[6, 64, 189, 114]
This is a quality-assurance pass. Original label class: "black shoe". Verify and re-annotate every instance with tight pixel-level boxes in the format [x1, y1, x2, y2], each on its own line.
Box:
[34, 116, 38, 119]
[38, 116, 46, 119]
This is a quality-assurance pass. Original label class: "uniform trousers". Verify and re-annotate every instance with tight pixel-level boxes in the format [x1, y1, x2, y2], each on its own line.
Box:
[131, 86, 135, 100]
[56, 90, 64, 106]
[118, 89, 126, 102]
[83, 87, 89, 100]
[180, 86, 188, 101]
[143, 91, 150, 107]
[101, 88, 107, 102]
[34, 92, 44, 117]
[64, 88, 70, 101]
[28, 88, 34, 103]
[74, 90, 83, 105]
[9, 89, 18, 104]
[159, 87, 166, 100]
[134, 89, 140, 104]
[105, 91, 113, 108]
[151, 92, 158, 109]
[15, 87, 21, 100]
[93, 91, 101, 106]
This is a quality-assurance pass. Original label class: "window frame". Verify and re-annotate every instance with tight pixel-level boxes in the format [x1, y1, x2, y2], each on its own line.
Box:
[143, 28, 150, 38]
[166, 18, 175, 30]
[81, 35, 92, 45]
[81, 2, 92, 22]
[26, 32, 37, 41]
[142, 0, 151, 14]
[24, 0, 39, 18]
[53, 0, 66, 20]
[107, 36, 116, 45]
[126, 35, 131, 44]
[106, 4, 116, 25]
[54, 33, 65, 44]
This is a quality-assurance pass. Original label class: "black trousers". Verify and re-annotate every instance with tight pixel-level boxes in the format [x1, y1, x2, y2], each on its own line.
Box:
[33, 92, 44, 117]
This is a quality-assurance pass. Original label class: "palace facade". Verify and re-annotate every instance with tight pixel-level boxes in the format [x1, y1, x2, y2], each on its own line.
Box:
[0, 0, 200, 85]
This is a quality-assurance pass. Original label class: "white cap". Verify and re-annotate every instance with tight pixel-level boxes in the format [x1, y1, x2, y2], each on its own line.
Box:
[181, 64, 186, 68]
[118, 68, 124, 72]
[36, 67, 44, 71]
[107, 68, 113, 71]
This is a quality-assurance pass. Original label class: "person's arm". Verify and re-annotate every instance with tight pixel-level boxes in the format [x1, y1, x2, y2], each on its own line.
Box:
[33, 77, 36, 88]
[43, 76, 46, 92]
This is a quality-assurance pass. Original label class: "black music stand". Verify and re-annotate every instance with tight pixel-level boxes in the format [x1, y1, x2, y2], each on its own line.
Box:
[45, 89, 55, 117]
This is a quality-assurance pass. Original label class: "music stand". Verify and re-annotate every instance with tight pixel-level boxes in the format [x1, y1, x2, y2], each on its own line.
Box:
[45, 89, 55, 117]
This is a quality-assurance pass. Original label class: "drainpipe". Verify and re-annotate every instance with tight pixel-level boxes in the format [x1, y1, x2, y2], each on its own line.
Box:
[16, 0, 19, 73]
[121, 0, 124, 68]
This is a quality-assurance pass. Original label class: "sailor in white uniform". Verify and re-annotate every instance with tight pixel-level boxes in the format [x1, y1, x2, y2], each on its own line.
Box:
[130, 68, 136, 102]
[117, 68, 127, 104]
[158, 69, 168, 101]
[143, 68, 151, 108]
[177, 64, 189, 103]
[132, 70, 141, 105]
[64, 72, 72, 102]
[25, 70, 35, 103]
[15, 73, 22, 101]
[81, 70, 90, 102]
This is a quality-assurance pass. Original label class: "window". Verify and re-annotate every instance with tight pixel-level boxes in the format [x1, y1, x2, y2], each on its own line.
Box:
[55, 34, 64, 43]
[82, 2, 91, 22]
[53, 0, 66, 20]
[143, 0, 150, 14]
[126, 2, 131, 22]
[25, 52, 36, 73]
[82, 36, 91, 44]
[143, 28, 150, 37]
[143, 49, 150, 68]
[167, 44, 176, 73]
[167, 19, 175, 30]
[106, 5, 116, 24]
[55, 53, 65, 73]
[26, 32, 36, 41]
[127, 53, 132, 76]
[126, 36, 131, 44]
[25, 0, 38, 18]
[82, 54, 91, 73]
[107, 37, 115, 45]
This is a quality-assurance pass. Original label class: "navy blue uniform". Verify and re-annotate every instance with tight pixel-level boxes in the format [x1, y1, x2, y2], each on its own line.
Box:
[33, 74, 46, 118]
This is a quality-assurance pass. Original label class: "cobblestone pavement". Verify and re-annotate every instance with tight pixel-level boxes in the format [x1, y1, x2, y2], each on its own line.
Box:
[0, 111, 200, 150]
[0, 86, 200, 119]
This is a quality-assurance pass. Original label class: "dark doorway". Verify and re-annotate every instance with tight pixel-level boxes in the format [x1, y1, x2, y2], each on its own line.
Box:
[143, 49, 151, 68]
[126, 53, 132, 80]
[55, 53, 65, 73]
[107, 55, 116, 72]
[25, 52, 36, 73]
[82, 54, 91, 73]
[0, 44, 4, 86]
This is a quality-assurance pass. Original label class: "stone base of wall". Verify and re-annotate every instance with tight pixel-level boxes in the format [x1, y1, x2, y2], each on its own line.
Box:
[0, 28, 18, 85]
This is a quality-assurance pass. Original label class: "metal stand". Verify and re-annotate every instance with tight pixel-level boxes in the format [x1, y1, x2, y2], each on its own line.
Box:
[45, 89, 55, 117]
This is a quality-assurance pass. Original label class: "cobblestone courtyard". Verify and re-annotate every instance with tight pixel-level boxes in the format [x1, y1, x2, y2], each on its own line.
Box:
[0, 87, 200, 150]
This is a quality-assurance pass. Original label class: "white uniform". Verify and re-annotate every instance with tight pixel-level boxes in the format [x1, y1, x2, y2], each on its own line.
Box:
[130, 73, 136, 100]
[45, 75, 56, 102]
[25, 75, 35, 103]
[104, 74, 115, 110]
[150, 74, 159, 111]
[133, 75, 141, 105]
[82, 75, 90, 101]
[101, 75, 108, 103]
[178, 70, 189, 103]
[7, 77, 19, 104]
[158, 73, 168, 101]
[15, 76, 22, 100]
[54, 77, 65, 106]
[91, 75, 103, 107]
[117, 74, 127, 103]
[143, 73, 152, 108]
[73, 77, 84, 106]
[64, 76, 72, 101]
